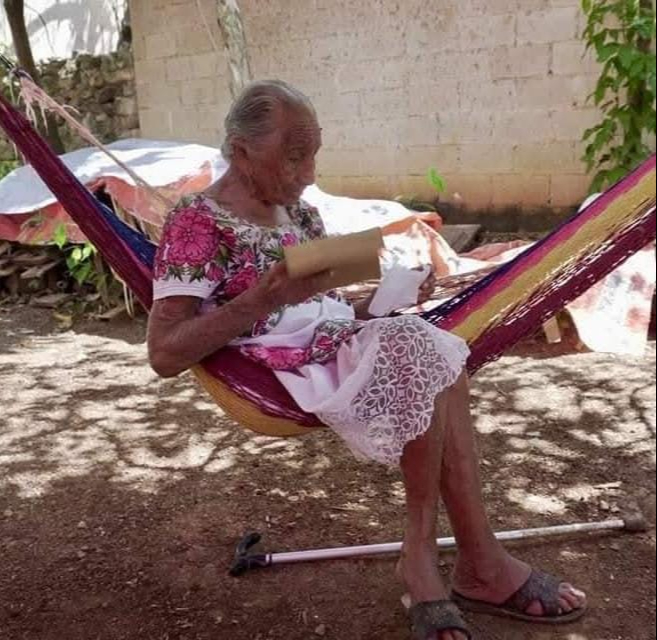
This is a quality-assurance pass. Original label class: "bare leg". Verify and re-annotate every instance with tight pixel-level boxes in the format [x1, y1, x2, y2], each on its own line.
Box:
[440, 373, 587, 616]
[398, 392, 468, 640]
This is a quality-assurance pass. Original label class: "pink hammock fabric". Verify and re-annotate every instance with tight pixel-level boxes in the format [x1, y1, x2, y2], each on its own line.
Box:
[1, 91, 655, 429]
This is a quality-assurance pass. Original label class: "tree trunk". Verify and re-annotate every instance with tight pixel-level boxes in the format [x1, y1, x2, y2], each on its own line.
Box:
[3, 0, 65, 153]
[216, 0, 252, 99]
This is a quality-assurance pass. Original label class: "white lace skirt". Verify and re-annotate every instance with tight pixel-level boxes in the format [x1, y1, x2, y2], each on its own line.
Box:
[275, 316, 470, 465]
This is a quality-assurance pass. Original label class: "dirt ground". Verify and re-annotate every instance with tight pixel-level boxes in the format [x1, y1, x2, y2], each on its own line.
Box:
[0, 304, 655, 640]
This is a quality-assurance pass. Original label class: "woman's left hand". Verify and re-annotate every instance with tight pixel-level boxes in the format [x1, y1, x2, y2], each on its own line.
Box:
[417, 269, 437, 305]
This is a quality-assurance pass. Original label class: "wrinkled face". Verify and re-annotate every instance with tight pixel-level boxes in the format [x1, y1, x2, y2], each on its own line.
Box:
[235, 104, 322, 206]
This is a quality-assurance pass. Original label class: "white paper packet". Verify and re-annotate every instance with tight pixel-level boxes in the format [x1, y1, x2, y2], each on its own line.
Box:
[368, 265, 431, 317]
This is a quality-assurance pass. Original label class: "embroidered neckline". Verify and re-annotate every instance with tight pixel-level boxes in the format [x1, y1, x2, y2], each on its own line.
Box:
[192, 194, 304, 233]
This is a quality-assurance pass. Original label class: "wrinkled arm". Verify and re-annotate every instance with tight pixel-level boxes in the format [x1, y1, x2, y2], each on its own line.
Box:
[147, 288, 272, 378]
[147, 262, 328, 378]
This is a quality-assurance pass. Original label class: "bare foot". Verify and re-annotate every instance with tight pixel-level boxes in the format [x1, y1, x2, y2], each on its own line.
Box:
[397, 543, 469, 640]
[452, 550, 587, 618]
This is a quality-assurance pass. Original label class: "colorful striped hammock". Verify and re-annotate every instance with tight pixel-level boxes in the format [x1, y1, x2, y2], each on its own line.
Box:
[1, 91, 655, 438]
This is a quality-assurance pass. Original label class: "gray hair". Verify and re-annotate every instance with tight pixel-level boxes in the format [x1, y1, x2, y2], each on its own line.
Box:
[221, 80, 315, 160]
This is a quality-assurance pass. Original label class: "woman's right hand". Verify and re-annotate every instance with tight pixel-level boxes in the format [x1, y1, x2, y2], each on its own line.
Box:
[254, 261, 327, 311]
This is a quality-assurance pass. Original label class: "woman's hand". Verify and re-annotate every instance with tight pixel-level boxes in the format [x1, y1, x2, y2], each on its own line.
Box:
[254, 261, 327, 311]
[417, 269, 437, 305]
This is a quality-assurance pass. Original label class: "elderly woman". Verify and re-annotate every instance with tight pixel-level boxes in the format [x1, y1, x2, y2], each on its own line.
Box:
[147, 80, 586, 640]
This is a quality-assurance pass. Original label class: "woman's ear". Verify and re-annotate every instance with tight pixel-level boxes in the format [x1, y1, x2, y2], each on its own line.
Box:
[230, 139, 257, 194]
[231, 139, 250, 168]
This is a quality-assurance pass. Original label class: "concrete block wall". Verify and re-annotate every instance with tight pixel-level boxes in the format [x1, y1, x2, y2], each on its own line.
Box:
[131, 0, 231, 146]
[131, 0, 603, 216]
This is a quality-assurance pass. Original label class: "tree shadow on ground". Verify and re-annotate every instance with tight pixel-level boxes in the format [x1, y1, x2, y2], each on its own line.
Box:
[0, 306, 655, 640]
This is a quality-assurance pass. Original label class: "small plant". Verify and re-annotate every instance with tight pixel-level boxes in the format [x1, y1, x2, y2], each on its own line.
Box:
[581, 0, 656, 192]
[427, 167, 447, 195]
[52, 223, 118, 307]
[53, 224, 98, 286]
[395, 167, 448, 212]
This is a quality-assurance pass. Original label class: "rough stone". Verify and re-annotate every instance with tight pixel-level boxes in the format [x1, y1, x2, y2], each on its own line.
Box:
[0, 48, 139, 162]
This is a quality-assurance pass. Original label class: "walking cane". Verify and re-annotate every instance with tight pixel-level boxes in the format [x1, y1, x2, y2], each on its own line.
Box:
[230, 512, 648, 576]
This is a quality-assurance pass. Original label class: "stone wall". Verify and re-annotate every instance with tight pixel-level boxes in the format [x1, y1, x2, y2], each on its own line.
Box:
[0, 47, 139, 162]
[132, 0, 603, 219]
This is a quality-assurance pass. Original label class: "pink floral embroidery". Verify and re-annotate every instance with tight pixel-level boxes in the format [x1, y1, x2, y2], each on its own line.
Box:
[206, 262, 225, 282]
[164, 206, 220, 267]
[225, 264, 259, 297]
[281, 232, 298, 247]
[237, 248, 256, 265]
[303, 205, 327, 239]
[315, 335, 336, 353]
[304, 319, 362, 363]
[241, 345, 310, 370]
[218, 226, 237, 249]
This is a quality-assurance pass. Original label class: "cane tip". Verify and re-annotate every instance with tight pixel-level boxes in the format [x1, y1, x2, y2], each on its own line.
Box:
[623, 512, 649, 533]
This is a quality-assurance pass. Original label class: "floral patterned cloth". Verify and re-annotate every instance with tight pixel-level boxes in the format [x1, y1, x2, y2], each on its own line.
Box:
[153, 195, 362, 369]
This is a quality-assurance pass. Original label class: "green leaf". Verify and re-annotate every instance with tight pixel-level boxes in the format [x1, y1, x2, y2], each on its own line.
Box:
[583, 123, 604, 140]
[615, 108, 632, 132]
[189, 267, 205, 282]
[427, 167, 447, 194]
[74, 262, 92, 286]
[598, 43, 619, 61]
[594, 75, 614, 103]
[81, 244, 94, 260]
[617, 46, 635, 70]
[605, 166, 627, 185]
[53, 223, 68, 250]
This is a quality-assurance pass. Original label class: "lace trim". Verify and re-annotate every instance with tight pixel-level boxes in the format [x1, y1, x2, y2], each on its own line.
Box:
[318, 316, 470, 465]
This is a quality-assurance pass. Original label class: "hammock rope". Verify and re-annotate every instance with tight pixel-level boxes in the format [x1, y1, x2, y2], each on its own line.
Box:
[1, 82, 655, 437]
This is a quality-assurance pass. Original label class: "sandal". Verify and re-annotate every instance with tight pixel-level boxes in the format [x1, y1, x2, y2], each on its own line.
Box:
[452, 569, 587, 625]
[408, 600, 473, 639]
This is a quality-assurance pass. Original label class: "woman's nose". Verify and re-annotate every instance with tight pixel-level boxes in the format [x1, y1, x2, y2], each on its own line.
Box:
[299, 157, 316, 186]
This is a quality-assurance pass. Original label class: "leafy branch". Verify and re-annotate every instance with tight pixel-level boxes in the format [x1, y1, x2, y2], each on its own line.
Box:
[581, 0, 656, 191]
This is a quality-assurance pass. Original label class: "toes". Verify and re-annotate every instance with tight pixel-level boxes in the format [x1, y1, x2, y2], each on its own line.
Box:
[525, 584, 587, 619]
[560, 583, 587, 610]
[558, 595, 574, 613]
[525, 600, 545, 617]
[561, 590, 581, 611]
[570, 587, 588, 608]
